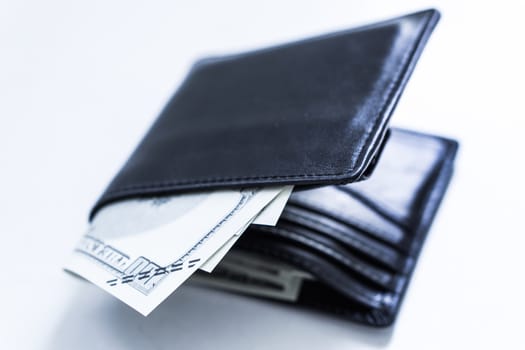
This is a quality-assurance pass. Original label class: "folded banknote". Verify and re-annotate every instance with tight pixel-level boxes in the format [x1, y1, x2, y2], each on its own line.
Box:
[65, 186, 292, 315]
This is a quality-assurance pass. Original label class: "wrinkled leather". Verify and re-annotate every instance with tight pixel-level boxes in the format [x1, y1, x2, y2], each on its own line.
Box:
[90, 9, 441, 219]
[236, 129, 458, 326]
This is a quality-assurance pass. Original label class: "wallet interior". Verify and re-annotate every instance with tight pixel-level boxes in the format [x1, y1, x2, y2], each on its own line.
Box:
[235, 129, 458, 326]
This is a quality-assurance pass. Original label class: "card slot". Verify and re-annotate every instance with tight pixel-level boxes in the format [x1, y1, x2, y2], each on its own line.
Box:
[280, 205, 408, 273]
[338, 128, 449, 227]
[288, 188, 410, 252]
[296, 280, 397, 326]
[251, 223, 402, 293]
[236, 233, 396, 310]
[278, 223, 405, 293]
[334, 185, 409, 230]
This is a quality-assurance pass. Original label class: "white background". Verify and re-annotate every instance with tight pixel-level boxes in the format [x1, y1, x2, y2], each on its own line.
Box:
[1, 0, 524, 349]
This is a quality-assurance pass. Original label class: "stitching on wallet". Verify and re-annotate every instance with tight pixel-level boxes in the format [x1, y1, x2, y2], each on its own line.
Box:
[103, 13, 434, 197]
[103, 173, 345, 195]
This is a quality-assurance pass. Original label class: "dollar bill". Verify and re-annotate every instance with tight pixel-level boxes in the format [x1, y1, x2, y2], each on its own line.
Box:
[251, 186, 293, 226]
[199, 186, 293, 272]
[191, 251, 313, 302]
[65, 187, 284, 316]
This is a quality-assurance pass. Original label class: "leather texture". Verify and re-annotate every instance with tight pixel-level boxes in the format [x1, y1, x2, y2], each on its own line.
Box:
[235, 128, 458, 327]
[90, 9, 441, 219]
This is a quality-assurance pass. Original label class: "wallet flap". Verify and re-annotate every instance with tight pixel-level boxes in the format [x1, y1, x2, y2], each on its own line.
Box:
[91, 9, 440, 219]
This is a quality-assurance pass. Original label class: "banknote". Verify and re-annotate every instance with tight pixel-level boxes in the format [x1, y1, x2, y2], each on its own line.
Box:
[199, 186, 293, 272]
[251, 186, 293, 226]
[65, 187, 284, 316]
[191, 251, 313, 302]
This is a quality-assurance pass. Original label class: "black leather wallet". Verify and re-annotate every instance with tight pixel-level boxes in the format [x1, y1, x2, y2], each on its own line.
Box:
[89, 9, 458, 326]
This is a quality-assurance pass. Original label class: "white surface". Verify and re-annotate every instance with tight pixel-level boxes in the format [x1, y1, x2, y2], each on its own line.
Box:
[0, 0, 524, 349]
